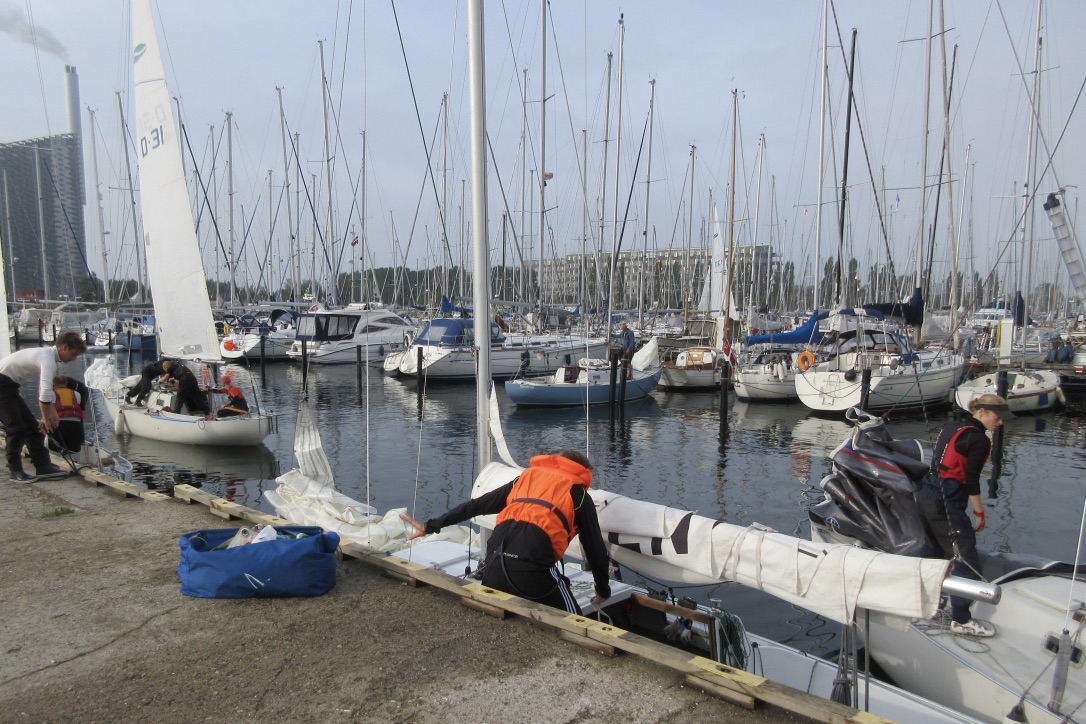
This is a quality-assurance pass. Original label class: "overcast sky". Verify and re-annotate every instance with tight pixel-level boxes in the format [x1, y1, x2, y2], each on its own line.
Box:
[3, 0, 1085, 300]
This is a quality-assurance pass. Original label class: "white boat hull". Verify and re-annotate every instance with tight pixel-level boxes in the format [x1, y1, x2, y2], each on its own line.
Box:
[733, 365, 797, 401]
[954, 369, 1062, 413]
[100, 393, 274, 447]
[221, 330, 296, 360]
[400, 339, 608, 380]
[797, 351, 965, 413]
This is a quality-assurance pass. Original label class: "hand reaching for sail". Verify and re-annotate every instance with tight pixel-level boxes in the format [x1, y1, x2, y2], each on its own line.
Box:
[399, 514, 426, 540]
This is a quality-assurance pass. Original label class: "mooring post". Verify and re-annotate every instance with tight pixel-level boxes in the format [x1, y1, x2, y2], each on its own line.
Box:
[608, 353, 618, 420]
[992, 369, 1009, 464]
[356, 345, 363, 388]
[859, 368, 872, 410]
[618, 359, 628, 413]
[107, 329, 113, 353]
[416, 346, 424, 401]
[260, 334, 267, 374]
[719, 360, 731, 443]
[301, 339, 308, 388]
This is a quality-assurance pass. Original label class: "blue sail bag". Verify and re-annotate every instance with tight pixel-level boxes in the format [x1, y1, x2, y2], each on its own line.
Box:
[178, 526, 340, 598]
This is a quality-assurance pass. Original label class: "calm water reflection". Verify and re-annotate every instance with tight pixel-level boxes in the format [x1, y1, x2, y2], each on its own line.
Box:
[79, 354, 1086, 655]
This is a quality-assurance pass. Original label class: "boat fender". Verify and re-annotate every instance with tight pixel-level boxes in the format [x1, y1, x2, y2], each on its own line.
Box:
[774, 362, 786, 382]
[379, 344, 385, 357]
[844, 368, 858, 382]
[797, 351, 816, 371]
[116, 408, 126, 436]
[223, 339, 236, 351]
[1057, 386, 1068, 406]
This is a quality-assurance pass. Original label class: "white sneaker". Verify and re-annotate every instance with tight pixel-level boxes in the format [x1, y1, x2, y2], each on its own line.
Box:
[950, 619, 995, 638]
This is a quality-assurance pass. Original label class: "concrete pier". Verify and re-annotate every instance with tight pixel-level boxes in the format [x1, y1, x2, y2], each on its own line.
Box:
[0, 469, 815, 723]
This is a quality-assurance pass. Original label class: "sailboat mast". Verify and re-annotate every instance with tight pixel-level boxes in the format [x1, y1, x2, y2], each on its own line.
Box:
[1018, 0, 1044, 353]
[813, 0, 828, 311]
[537, 0, 547, 325]
[609, 14, 625, 309]
[915, 0, 934, 292]
[638, 78, 656, 327]
[467, 0, 492, 468]
[319, 40, 336, 304]
[227, 110, 236, 308]
[723, 92, 737, 328]
[88, 107, 110, 304]
[117, 91, 145, 304]
[277, 87, 299, 302]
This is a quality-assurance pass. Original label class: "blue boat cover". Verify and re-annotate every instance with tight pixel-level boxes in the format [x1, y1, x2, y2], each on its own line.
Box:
[178, 526, 339, 598]
[745, 312, 825, 347]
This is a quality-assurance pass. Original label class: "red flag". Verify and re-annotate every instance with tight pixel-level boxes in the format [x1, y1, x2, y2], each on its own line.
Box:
[351, 235, 359, 246]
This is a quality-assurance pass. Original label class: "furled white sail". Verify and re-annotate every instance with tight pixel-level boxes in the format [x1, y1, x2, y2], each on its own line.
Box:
[696, 202, 740, 318]
[132, 0, 220, 360]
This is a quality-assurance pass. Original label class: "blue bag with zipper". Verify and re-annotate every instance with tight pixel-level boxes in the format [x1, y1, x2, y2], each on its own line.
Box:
[178, 526, 339, 598]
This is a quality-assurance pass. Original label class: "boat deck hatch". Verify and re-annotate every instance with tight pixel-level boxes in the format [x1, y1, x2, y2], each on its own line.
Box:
[1043, 633, 1086, 668]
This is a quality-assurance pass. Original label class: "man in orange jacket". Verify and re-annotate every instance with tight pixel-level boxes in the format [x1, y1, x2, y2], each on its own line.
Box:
[400, 450, 611, 613]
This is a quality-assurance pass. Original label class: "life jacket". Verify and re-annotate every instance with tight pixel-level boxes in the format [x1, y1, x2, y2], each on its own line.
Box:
[221, 385, 249, 412]
[933, 421, 989, 484]
[55, 387, 83, 421]
[496, 455, 592, 562]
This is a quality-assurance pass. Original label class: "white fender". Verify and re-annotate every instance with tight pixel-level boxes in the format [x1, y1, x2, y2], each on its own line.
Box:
[115, 407, 126, 437]
[774, 362, 786, 382]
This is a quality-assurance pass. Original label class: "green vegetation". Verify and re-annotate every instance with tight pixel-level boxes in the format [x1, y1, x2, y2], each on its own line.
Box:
[41, 507, 75, 518]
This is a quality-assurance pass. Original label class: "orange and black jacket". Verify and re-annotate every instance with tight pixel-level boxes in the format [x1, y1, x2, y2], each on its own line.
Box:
[425, 454, 611, 597]
[931, 418, 991, 496]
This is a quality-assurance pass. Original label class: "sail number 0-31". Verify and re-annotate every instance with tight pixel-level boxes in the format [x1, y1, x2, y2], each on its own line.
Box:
[140, 125, 166, 157]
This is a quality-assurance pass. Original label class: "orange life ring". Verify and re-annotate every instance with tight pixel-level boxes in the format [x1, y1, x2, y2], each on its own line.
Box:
[797, 351, 816, 371]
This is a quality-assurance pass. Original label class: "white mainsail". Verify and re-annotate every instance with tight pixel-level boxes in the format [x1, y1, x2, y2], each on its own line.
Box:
[132, 0, 220, 360]
[696, 202, 739, 318]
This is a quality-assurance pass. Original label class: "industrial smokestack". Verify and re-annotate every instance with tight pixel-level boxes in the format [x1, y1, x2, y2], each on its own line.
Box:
[64, 65, 81, 138]
[64, 64, 84, 204]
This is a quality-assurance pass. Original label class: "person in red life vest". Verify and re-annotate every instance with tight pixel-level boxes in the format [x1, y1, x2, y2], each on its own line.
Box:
[211, 372, 249, 418]
[51, 375, 88, 453]
[399, 450, 611, 614]
[919, 393, 1014, 638]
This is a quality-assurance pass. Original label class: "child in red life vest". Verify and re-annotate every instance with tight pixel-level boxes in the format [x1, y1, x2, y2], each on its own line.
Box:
[51, 375, 86, 452]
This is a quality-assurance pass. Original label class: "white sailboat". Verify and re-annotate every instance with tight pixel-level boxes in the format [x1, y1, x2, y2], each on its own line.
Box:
[796, 304, 965, 414]
[86, 0, 275, 448]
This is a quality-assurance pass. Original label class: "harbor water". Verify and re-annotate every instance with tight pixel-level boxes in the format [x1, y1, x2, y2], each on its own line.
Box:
[79, 354, 1086, 656]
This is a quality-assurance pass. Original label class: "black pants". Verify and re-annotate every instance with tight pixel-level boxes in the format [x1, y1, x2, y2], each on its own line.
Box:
[126, 371, 158, 405]
[51, 421, 85, 452]
[173, 381, 209, 415]
[481, 549, 581, 614]
[919, 475, 981, 624]
[0, 377, 51, 473]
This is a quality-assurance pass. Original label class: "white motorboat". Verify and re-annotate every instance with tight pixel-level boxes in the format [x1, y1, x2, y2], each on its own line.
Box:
[398, 317, 607, 381]
[954, 368, 1063, 414]
[85, 0, 275, 448]
[220, 306, 299, 360]
[285, 305, 417, 365]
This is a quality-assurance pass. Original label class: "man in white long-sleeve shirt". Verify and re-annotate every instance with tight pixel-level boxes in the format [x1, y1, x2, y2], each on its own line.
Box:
[0, 330, 86, 482]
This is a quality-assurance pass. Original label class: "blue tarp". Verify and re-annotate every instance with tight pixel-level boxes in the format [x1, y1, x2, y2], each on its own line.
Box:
[745, 312, 826, 347]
